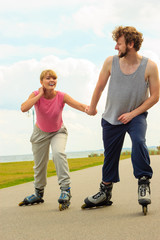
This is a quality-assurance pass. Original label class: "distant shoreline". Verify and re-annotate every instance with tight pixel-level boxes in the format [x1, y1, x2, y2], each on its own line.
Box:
[0, 146, 158, 163]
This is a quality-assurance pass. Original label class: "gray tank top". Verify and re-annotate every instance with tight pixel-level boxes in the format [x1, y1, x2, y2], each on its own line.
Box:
[102, 55, 149, 125]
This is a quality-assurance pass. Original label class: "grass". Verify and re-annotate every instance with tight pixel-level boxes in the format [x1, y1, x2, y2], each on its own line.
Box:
[0, 155, 131, 189]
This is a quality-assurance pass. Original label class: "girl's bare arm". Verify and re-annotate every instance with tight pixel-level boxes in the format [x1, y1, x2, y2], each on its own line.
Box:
[64, 94, 88, 112]
[21, 88, 44, 112]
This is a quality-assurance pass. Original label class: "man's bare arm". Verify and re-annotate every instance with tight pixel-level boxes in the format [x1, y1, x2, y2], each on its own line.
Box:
[86, 56, 113, 115]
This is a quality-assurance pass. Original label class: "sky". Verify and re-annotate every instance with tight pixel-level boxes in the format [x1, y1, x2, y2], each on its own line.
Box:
[0, 0, 160, 156]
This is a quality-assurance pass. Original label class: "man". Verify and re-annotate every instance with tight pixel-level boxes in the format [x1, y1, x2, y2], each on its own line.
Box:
[82, 26, 159, 210]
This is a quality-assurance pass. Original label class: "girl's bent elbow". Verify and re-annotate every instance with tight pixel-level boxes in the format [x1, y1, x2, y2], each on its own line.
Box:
[156, 97, 159, 103]
[21, 105, 27, 112]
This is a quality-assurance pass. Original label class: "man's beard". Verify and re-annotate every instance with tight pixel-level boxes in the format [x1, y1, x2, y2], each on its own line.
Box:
[119, 47, 129, 58]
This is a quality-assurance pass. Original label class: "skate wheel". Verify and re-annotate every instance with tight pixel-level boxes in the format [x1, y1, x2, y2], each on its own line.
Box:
[59, 203, 69, 211]
[59, 204, 63, 211]
[18, 199, 44, 206]
[81, 203, 87, 209]
[142, 205, 147, 215]
[106, 200, 113, 206]
[18, 201, 25, 206]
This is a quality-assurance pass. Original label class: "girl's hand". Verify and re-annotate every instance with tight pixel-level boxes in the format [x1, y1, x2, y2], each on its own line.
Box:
[38, 87, 45, 96]
[85, 106, 97, 115]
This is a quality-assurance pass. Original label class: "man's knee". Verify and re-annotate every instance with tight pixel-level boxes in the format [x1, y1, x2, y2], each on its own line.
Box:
[133, 137, 146, 147]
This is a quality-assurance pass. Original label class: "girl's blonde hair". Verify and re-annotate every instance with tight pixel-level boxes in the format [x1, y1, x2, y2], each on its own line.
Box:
[40, 70, 57, 81]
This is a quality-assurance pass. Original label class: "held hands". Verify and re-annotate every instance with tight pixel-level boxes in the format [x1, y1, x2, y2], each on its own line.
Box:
[85, 106, 97, 116]
[118, 112, 134, 124]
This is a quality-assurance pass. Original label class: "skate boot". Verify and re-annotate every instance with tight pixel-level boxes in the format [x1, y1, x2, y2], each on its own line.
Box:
[138, 176, 151, 215]
[19, 188, 44, 206]
[58, 187, 71, 211]
[81, 182, 113, 209]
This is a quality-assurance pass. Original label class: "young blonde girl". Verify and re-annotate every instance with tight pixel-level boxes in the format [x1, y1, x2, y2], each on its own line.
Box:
[19, 69, 87, 210]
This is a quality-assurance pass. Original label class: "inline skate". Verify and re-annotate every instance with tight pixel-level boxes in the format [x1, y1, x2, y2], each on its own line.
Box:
[58, 187, 71, 211]
[19, 188, 44, 206]
[81, 182, 113, 209]
[138, 176, 151, 215]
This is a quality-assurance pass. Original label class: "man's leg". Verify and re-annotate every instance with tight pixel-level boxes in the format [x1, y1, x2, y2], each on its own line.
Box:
[128, 113, 153, 179]
[102, 118, 126, 183]
[128, 113, 152, 207]
[81, 119, 126, 209]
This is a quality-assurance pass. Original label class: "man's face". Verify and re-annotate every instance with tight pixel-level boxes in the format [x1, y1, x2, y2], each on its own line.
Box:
[115, 35, 129, 58]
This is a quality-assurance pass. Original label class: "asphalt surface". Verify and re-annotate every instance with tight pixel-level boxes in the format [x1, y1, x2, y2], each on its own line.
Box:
[1, 155, 160, 240]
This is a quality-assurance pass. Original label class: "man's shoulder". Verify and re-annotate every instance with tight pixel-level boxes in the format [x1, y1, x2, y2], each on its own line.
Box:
[103, 56, 114, 68]
[105, 55, 114, 63]
[144, 57, 159, 80]
[146, 58, 158, 71]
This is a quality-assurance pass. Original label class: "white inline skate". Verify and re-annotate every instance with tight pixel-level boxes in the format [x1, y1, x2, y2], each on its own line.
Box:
[81, 182, 113, 209]
[138, 176, 151, 215]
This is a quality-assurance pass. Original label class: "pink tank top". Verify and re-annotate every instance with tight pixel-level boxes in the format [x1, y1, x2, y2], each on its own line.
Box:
[34, 90, 65, 132]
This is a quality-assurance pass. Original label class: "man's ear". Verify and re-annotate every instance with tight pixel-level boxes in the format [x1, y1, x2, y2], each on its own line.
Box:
[128, 41, 134, 49]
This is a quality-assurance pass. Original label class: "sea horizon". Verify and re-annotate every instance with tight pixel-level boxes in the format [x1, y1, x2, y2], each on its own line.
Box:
[0, 149, 104, 163]
[0, 146, 157, 163]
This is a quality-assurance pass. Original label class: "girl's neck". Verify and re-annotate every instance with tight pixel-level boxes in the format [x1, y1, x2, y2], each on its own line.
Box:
[44, 90, 57, 99]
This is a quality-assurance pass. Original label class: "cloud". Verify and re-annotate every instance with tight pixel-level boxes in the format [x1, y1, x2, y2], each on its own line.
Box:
[0, 55, 99, 109]
[0, 110, 33, 155]
[0, 0, 98, 11]
[0, 21, 62, 39]
[0, 0, 159, 68]
[72, 4, 117, 37]
[142, 39, 160, 63]
[147, 102, 160, 146]
[71, 0, 160, 37]
[1, 0, 160, 41]
[0, 44, 69, 61]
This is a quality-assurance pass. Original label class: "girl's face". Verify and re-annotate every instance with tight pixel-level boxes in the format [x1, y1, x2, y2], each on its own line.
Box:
[41, 73, 57, 90]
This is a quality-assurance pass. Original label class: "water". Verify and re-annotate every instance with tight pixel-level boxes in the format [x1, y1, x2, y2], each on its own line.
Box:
[3, 146, 155, 163]
[0, 150, 104, 163]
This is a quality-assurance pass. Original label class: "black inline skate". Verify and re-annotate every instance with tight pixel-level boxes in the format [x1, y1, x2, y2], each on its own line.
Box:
[58, 187, 71, 211]
[81, 182, 113, 209]
[138, 176, 151, 215]
[19, 188, 44, 206]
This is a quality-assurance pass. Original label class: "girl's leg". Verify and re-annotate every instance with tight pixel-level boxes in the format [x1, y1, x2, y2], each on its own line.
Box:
[30, 126, 50, 190]
[128, 113, 153, 179]
[102, 118, 126, 183]
[50, 125, 71, 189]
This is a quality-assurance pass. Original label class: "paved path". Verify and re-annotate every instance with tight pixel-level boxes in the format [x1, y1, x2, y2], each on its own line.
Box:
[1, 156, 160, 240]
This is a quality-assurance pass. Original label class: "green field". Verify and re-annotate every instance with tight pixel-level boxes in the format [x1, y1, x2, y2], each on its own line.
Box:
[0, 155, 131, 189]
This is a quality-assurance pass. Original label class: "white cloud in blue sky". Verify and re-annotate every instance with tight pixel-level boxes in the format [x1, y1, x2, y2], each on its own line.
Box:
[0, 0, 160, 156]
